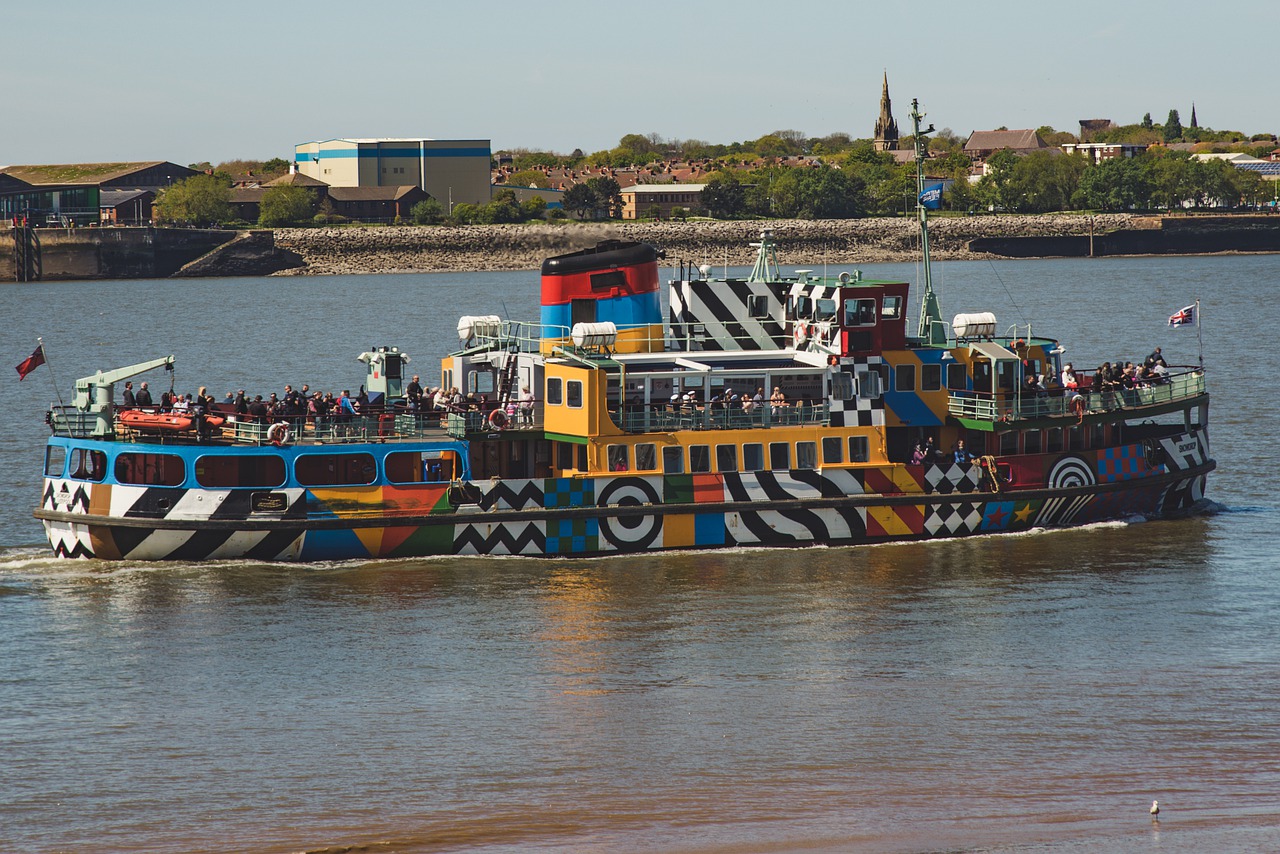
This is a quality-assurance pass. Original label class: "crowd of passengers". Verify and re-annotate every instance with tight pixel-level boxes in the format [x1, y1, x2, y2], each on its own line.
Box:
[1020, 347, 1172, 401]
[115, 375, 539, 428]
[645, 386, 817, 415]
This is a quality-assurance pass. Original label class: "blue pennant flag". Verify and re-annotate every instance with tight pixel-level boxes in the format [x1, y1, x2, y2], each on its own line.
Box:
[918, 184, 943, 210]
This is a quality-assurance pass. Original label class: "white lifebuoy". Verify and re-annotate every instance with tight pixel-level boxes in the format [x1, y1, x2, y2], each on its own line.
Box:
[488, 408, 507, 430]
[793, 322, 809, 348]
[267, 422, 291, 446]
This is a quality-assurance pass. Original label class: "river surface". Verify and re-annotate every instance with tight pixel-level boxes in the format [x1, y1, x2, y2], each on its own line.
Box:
[2, 254, 1278, 853]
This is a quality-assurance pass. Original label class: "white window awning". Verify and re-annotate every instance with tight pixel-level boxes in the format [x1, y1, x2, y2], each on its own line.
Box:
[968, 341, 1018, 361]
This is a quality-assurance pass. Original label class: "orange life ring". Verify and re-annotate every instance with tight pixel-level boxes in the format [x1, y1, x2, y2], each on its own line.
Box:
[488, 408, 507, 430]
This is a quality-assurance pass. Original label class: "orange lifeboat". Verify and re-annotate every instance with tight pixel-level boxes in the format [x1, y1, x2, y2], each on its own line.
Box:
[117, 410, 194, 433]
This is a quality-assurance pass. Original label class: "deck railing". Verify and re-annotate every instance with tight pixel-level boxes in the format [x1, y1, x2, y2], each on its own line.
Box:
[948, 369, 1206, 422]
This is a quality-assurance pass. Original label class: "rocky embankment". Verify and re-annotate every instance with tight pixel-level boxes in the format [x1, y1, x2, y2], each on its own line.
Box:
[272, 214, 1142, 276]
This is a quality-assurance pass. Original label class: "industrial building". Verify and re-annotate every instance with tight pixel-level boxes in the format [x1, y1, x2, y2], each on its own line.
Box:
[294, 138, 491, 208]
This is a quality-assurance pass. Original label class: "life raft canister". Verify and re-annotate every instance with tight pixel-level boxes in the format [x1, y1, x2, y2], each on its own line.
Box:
[267, 422, 291, 446]
[488, 409, 508, 430]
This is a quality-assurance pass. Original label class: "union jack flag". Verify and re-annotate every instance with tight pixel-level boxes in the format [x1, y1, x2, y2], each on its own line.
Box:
[1168, 304, 1196, 327]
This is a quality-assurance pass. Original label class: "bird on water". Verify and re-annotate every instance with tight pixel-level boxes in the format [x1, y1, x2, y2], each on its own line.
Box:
[1150, 800, 1160, 817]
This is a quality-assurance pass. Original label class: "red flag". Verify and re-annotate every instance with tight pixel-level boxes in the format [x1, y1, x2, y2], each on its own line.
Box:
[15, 344, 45, 380]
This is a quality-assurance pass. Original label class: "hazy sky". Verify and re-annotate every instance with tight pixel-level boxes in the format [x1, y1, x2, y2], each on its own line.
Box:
[5, 0, 1274, 167]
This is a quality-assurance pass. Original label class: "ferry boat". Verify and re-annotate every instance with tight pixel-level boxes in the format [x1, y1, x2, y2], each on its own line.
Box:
[34, 103, 1213, 561]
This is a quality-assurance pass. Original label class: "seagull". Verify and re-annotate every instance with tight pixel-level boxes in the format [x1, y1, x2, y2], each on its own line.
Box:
[1150, 800, 1160, 817]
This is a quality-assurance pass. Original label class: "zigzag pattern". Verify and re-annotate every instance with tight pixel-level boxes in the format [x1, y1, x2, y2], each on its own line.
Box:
[43, 480, 91, 513]
[52, 537, 95, 559]
[478, 479, 545, 511]
[453, 522, 544, 555]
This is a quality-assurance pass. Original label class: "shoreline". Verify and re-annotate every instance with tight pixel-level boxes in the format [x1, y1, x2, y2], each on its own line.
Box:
[269, 213, 1145, 276]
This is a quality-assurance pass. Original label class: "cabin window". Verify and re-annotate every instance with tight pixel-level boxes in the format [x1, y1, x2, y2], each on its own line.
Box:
[442, 369, 453, 392]
[716, 444, 738, 472]
[295, 453, 377, 486]
[881, 295, 903, 319]
[662, 446, 684, 474]
[635, 443, 657, 471]
[607, 444, 630, 472]
[844, 298, 877, 327]
[567, 380, 583, 409]
[895, 364, 916, 392]
[921, 364, 942, 391]
[1023, 430, 1042, 454]
[831, 372, 854, 400]
[795, 295, 814, 319]
[815, 298, 837, 322]
[45, 446, 66, 477]
[68, 448, 107, 482]
[195, 455, 286, 488]
[947, 364, 968, 391]
[469, 370, 494, 395]
[743, 443, 764, 472]
[848, 436, 870, 463]
[856, 370, 882, 399]
[591, 270, 627, 290]
[999, 431, 1018, 455]
[1046, 427, 1064, 453]
[690, 445, 711, 473]
[385, 450, 454, 484]
[115, 452, 184, 486]
[822, 436, 843, 464]
[748, 295, 769, 319]
[547, 377, 563, 406]
[1067, 426, 1082, 452]
[769, 442, 791, 470]
[796, 442, 817, 470]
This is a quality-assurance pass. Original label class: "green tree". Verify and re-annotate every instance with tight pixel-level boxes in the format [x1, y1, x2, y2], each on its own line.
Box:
[1141, 113, 1154, 130]
[411, 197, 444, 225]
[520, 196, 548, 221]
[700, 172, 746, 218]
[261, 157, 290, 177]
[670, 206, 690, 221]
[507, 169, 550, 188]
[449, 202, 479, 225]
[975, 149, 1021, 211]
[644, 204, 662, 220]
[1149, 150, 1190, 209]
[1078, 157, 1153, 211]
[586, 176, 621, 218]
[562, 183, 597, 219]
[258, 185, 316, 227]
[1011, 150, 1086, 213]
[154, 173, 231, 226]
[1163, 109, 1183, 143]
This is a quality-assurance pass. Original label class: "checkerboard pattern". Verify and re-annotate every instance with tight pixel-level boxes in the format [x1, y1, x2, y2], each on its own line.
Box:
[543, 477, 594, 508]
[924, 462, 984, 495]
[829, 356, 885, 428]
[924, 501, 984, 536]
[1097, 445, 1143, 483]
[545, 517, 599, 555]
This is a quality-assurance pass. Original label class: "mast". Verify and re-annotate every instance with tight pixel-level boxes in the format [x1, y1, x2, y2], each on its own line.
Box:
[911, 98, 944, 346]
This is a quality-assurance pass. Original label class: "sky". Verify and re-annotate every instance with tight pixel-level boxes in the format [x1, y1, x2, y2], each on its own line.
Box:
[5, 0, 1276, 167]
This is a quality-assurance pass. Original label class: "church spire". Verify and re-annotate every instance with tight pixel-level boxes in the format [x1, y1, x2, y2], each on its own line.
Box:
[1190, 102, 1199, 129]
[874, 71, 899, 152]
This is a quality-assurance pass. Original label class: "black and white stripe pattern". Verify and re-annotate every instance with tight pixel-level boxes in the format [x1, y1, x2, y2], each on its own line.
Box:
[668, 280, 788, 350]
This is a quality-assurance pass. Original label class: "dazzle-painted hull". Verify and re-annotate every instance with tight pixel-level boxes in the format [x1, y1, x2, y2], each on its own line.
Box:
[38, 430, 1212, 562]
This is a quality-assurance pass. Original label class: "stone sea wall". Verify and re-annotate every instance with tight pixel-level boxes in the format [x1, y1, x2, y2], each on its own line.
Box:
[272, 214, 1143, 276]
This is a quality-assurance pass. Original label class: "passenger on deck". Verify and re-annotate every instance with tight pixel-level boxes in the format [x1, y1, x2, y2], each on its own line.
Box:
[248, 395, 269, 423]
[953, 439, 973, 465]
[1145, 346, 1167, 368]
[911, 441, 928, 465]
[770, 387, 788, 408]
[121, 381, 136, 408]
[406, 375, 424, 410]
[1060, 363, 1079, 390]
[134, 382, 153, 408]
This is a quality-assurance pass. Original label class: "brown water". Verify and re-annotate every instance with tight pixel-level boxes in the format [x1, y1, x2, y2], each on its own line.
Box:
[2, 256, 1277, 852]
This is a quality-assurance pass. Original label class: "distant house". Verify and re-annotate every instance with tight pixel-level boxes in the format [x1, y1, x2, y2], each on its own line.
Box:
[99, 189, 155, 225]
[619, 184, 707, 219]
[964, 129, 1049, 159]
[229, 172, 428, 223]
[1060, 142, 1148, 165]
[295, 137, 491, 207]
